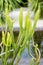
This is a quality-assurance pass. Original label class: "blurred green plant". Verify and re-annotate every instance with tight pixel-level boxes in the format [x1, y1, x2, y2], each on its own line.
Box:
[28, 0, 43, 11]
[28, 0, 43, 18]
[0, 5, 41, 65]
[0, 0, 28, 24]
[0, 0, 28, 12]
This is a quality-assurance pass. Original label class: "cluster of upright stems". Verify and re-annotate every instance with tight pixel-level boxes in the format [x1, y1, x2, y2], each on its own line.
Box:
[0, 0, 41, 65]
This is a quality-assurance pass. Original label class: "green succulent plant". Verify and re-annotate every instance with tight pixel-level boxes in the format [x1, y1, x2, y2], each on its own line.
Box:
[28, 0, 43, 11]
[0, 0, 28, 24]
[0, 0, 41, 65]
[28, 0, 43, 18]
[0, 0, 41, 64]
[0, 0, 28, 12]
[0, 7, 41, 65]
[2, 31, 12, 46]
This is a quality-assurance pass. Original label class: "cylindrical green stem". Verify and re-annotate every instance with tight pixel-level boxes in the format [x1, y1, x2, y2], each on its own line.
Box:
[4, 46, 8, 65]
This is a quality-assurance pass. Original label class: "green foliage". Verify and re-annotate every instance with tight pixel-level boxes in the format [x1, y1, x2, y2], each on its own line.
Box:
[0, 0, 17, 11]
[0, 7, 41, 65]
[0, 0, 28, 12]
[0, 0, 28, 24]
[29, 38, 41, 65]
[2, 31, 12, 46]
[0, 0, 41, 65]
[19, 8, 23, 32]
[28, 0, 43, 18]
[28, 0, 43, 13]
[29, 0, 38, 11]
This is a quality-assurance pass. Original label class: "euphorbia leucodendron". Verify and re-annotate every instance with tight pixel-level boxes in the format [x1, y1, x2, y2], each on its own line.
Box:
[0, 7, 40, 65]
[2, 31, 12, 46]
